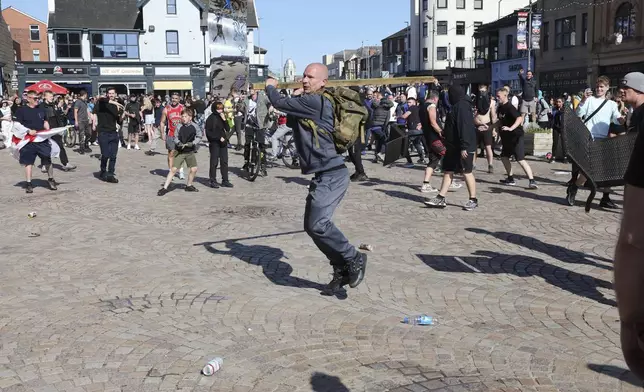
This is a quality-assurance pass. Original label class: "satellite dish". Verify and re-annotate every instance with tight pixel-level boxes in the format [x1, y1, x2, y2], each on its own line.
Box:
[614, 32, 623, 45]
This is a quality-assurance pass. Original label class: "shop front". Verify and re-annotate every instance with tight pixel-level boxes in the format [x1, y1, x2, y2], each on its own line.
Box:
[450, 67, 491, 95]
[491, 57, 529, 95]
[599, 62, 644, 89]
[538, 67, 588, 99]
[17, 62, 208, 98]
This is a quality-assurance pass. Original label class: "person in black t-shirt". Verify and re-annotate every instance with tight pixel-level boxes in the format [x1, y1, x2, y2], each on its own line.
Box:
[125, 95, 141, 150]
[400, 97, 426, 167]
[93, 87, 124, 183]
[41, 91, 76, 171]
[418, 91, 443, 193]
[614, 72, 644, 381]
[495, 88, 538, 189]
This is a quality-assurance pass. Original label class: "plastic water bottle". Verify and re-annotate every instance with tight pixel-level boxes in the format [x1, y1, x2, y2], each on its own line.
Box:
[202, 357, 223, 376]
[402, 315, 434, 325]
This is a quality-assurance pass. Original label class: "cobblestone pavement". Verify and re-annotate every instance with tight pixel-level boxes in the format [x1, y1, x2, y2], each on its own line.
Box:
[0, 145, 640, 392]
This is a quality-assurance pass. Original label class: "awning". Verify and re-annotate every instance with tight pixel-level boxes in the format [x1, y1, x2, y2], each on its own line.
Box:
[153, 81, 193, 90]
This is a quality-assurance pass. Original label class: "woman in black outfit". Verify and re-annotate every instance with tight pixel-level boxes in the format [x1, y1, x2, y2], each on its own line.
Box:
[205, 102, 233, 188]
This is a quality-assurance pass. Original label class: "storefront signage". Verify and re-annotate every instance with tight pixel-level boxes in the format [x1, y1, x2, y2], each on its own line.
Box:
[100, 67, 144, 76]
[27, 66, 88, 75]
[508, 64, 523, 72]
[538, 67, 587, 92]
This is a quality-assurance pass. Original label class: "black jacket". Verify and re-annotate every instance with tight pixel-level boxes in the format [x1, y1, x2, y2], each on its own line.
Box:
[371, 98, 394, 128]
[205, 112, 230, 147]
[518, 72, 538, 101]
[40, 102, 65, 128]
[443, 85, 476, 152]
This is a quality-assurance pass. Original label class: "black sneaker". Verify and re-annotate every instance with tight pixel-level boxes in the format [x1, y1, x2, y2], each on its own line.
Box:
[79, 149, 85, 155]
[500, 177, 516, 186]
[347, 253, 367, 288]
[351, 173, 369, 182]
[221, 181, 234, 188]
[242, 163, 249, 171]
[261, 169, 268, 177]
[99, 171, 108, 181]
[417, 158, 426, 164]
[209, 180, 220, 189]
[185, 185, 198, 192]
[600, 197, 618, 209]
[320, 266, 350, 296]
[25, 183, 33, 194]
[145, 150, 155, 156]
[106, 176, 119, 184]
[47, 178, 57, 190]
[566, 184, 578, 206]
[528, 180, 538, 189]
[157, 188, 169, 196]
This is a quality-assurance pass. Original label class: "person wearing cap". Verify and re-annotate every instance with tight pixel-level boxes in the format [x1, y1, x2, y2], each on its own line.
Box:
[614, 71, 644, 381]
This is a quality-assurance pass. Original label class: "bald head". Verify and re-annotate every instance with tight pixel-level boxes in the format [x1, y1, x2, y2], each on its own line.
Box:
[302, 63, 328, 93]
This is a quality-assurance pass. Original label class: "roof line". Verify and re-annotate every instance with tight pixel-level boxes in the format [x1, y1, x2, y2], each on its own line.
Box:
[1, 6, 48, 25]
[136, 0, 205, 10]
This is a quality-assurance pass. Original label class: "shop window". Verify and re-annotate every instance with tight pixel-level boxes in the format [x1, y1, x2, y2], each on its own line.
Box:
[614, 2, 636, 38]
[91, 33, 139, 59]
[55, 32, 82, 58]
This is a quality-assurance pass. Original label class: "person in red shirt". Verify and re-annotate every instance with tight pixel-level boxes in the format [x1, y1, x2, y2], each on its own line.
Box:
[160, 92, 185, 179]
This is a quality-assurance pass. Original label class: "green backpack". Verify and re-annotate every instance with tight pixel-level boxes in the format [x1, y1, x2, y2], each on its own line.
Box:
[300, 87, 370, 154]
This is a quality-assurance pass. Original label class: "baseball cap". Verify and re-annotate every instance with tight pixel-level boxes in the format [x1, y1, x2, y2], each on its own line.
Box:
[621, 72, 644, 93]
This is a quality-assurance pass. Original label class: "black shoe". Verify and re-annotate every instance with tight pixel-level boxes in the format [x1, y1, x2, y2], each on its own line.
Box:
[347, 253, 367, 288]
[417, 158, 426, 164]
[242, 163, 249, 172]
[500, 177, 516, 186]
[351, 173, 369, 182]
[235, 145, 242, 151]
[25, 183, 33, 194]
[106, 176, 119, 184]
[209, 180, 220, 188]
[185, 185, 198, 192]
[99, 171, 108, 181]
[261, 169, 268, 177]
[79, 149, 85, 155]
[566, 184, 578, 206]
[145, 150, 155, 156]
[600, 197, 618, 209]
[157, 187, 169, 196]
[221, 181, 233, 188]
[84, 146, 92, 153]
[321, 266, 350, 296]
[47, 178, 57, 190]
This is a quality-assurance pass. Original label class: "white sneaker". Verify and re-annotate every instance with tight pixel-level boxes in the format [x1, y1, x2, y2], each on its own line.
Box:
[134, 145, 140, 150]
[92, 142, 99, 146]
[420, 183, 438, 193]
[179, 168, 185, 180]
[40, 165, 47, 173]
[449, 182, 463, 191]
[126, 144, 131, 150]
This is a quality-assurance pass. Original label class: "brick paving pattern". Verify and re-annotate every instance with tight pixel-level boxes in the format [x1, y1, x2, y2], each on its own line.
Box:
[0, 146, 640, 392]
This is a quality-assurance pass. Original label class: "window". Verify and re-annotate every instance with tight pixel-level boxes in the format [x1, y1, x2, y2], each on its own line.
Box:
[437, 0, 447, 9]
[456, 21, 465, 35]
[422, 0, 428, 11]
[614, 2, 636, 38]
[456, 47, 465, 60]
[91, 33, 139, 59]
[505, 34, 513, 58]
[423, 22, 428, 37]
[423, 47, 428, 62]
[456, 0, 465, 9]
[166, 31, 179, 55]
[55, 32, 82, 58]
[555, 16, 576, 48]
[582, 13, 588, 45]
[437, 21, 448, 35]
[473, 21, 482, 30]
[542, 21, 549, 51]
[32, 49, 40, 61]
[437, 46, 447, 60]
[167, 0, 177, 14]
[474, 0, 483, 9]
[29, 25, 40, 41]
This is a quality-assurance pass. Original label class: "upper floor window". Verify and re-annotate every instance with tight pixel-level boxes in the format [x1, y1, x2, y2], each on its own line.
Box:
[166, 31, 179, 55]
[32, 49, 40, 61]
[473, 21, 482, 30]
[437, 21, 448, 35]
[505, 34, 513, 58]
[55, 32, 82, 58]
[456, 21, 466, 35]
[615, 2, 636, 38]
[456, 47, 465, 60]
[542, 21, 549, 51]
[422, 0, 428, 11]
[423, 22, 428, 37]
[91, 33, 139, 59]
[437, 0, 447, 9]
[474, 0, 483, 9]
[29, 25, 40, 41]
[582, 13, 588, 45]
[437, 46, 448, 60]
[555, 16, 576, 48]
[456, 0, 465, 9]
[167, 0, 177, 14]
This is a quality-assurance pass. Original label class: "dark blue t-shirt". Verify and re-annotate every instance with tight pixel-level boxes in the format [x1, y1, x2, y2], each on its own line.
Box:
[16, 105, 47, 130]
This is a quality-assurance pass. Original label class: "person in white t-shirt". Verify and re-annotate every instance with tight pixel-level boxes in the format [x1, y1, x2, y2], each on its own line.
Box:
[406, 84, 417, 100]
[568, 75, 625, 208]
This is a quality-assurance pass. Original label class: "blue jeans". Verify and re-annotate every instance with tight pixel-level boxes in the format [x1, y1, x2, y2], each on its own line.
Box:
[304, 166, 358, 267]
[406, 128, 425, 163]
[98, 131, 119, 176]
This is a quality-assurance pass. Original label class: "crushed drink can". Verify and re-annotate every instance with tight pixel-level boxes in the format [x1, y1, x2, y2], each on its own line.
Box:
[28, 212, 37, 218]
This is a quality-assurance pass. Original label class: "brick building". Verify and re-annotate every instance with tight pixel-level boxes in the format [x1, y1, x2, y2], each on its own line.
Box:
[2, 6, 49, 62]
[0, 0, 15, 95]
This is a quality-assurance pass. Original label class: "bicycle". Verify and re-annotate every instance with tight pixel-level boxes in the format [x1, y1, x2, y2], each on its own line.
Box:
[63, 125, 77, 147]
[271, 131, 299, 169]
[243, 126, 265, 181]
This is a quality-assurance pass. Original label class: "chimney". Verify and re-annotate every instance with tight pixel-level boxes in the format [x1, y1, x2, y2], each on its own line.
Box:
[48, 0, 55, 13]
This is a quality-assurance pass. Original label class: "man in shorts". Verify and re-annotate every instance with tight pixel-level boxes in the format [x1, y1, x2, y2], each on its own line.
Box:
[496, 88, 538, 189]
[518, 68, 538, 123]
[473, 85, 497, 173]
[125, 94, 141, 150]
[160, 92, 185, 179]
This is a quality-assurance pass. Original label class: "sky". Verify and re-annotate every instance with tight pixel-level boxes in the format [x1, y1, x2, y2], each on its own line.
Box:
[3, 0, 409, 75]
[256, 0, 408, 74]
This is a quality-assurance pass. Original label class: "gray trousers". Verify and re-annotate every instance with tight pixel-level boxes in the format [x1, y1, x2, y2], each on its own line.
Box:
[304, 166, 358, 267]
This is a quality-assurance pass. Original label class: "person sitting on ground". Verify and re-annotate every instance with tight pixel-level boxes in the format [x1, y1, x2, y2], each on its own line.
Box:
[158, 108, 202, 195]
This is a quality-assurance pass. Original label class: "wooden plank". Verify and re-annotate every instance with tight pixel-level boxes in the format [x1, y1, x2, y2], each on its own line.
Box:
[252, 76, 437, 89]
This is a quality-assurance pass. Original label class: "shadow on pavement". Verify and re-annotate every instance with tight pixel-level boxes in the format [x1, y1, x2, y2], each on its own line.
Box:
[418, 250, 615, 306]
[485, 185, 568, 205]
[587, 364, 643, 387]
[275, 176, 310, 186]
[310, 372, 350, 392]
[195, 240, 346, 300]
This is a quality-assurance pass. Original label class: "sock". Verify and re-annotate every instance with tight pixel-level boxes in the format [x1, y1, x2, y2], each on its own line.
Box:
[437, 194, 445, 200]
[470, 197, 478, 203]
[423, 181, 430, 184]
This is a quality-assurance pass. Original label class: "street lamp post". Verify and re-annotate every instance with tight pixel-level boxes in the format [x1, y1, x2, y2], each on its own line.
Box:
[527, 0, 532, 71]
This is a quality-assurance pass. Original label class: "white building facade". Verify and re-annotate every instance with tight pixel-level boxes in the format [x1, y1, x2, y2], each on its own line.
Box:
[409, 0, 530, 74]
[283, 58, 295, 82]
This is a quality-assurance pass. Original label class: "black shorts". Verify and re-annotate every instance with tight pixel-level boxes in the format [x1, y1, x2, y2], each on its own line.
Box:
[476, 126, 494, 146]
[19, 141, 52, 166]
[128, 121, 140, 134]
[501, 134, 525, 161]
[442, 149, 474, 174]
